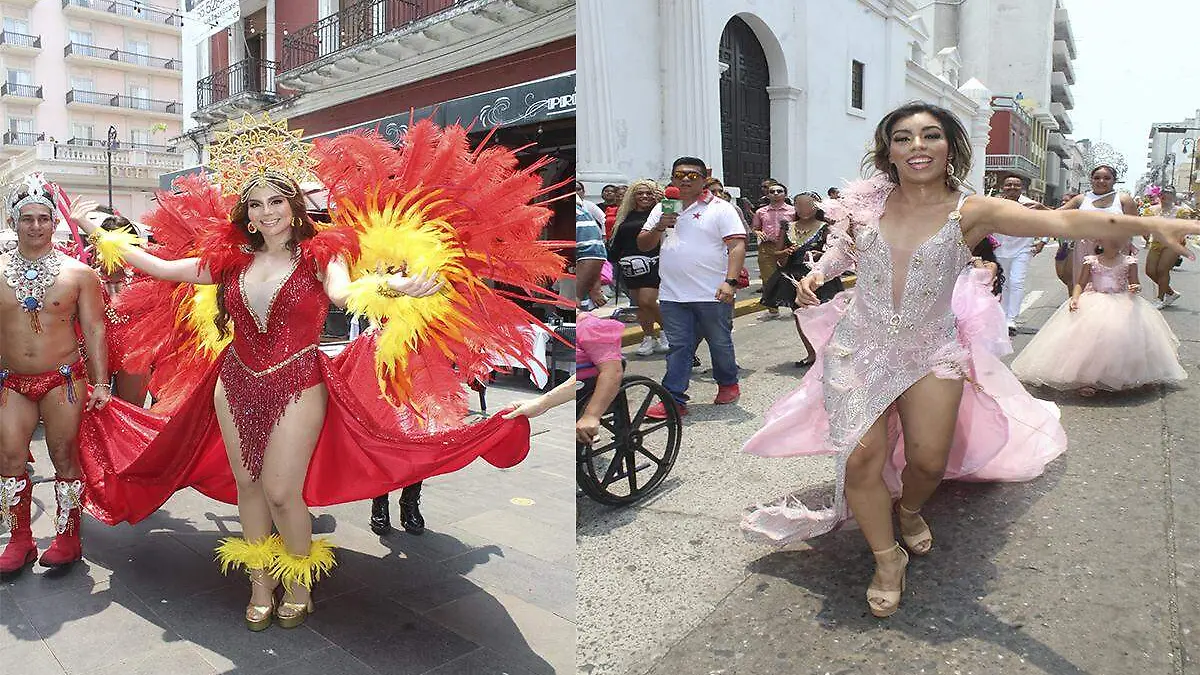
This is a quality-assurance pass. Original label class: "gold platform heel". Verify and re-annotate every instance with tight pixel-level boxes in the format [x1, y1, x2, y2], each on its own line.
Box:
[245, 568, 277, 631]
[270, 538, 336, 630]
[215, 535, 285, 632]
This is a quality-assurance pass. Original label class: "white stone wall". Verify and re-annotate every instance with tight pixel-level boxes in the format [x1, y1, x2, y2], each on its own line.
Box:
[578, 0, 979, 198]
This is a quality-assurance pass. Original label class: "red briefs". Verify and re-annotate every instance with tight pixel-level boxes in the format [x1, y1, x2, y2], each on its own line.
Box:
[0, 359, 87, 403]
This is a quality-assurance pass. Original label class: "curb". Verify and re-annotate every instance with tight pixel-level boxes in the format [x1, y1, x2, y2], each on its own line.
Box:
[619, 275, 856, 347]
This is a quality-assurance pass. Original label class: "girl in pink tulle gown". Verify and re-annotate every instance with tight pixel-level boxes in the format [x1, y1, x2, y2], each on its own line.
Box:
[1011, 237, 1186, 396]
[740, 101, 1200, 619]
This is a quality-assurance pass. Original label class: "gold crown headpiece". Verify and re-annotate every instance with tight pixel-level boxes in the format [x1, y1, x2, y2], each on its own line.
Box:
[207, 112, 319, 198]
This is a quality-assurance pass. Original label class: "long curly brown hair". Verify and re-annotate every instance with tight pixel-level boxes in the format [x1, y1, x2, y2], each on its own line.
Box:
[214, 175, 319, 339]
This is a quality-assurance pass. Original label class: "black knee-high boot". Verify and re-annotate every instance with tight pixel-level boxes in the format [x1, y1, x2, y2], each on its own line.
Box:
[399, 482, 425, 535]
[369, 494, 392, 535]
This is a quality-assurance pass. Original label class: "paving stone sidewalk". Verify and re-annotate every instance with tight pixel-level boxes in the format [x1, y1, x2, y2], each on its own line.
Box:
[1, 377, 573, 675]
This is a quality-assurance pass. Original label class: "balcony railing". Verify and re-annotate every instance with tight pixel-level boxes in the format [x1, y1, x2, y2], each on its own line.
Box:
[197, 59, 277, 110]
[64, 137, 177, 152]
[282, 0, 456, 73]
[1, 82, 42, 98]
[0, 31, 41, 48]
[985, 154, 1041, 178]
[66, 88, 180, 114]
[2, 131, 44, 146]
[64, 41, 179, 69]
[62, 0, 182, 28]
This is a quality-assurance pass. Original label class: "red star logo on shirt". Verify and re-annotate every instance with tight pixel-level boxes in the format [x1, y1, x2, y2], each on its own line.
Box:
[693, 212, 702, 219]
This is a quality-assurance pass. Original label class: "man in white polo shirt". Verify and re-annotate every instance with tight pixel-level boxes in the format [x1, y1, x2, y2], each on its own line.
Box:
[637, 156, 746, 419]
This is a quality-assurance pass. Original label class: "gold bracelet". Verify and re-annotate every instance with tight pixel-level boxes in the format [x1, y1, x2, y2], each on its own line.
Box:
[87, 230, 103, 245]
[92, 382, 111, 390]
[376, 282, 403, 298]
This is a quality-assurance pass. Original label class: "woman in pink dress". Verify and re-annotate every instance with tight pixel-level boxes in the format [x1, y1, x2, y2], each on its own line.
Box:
[742, 101, 1199, 618]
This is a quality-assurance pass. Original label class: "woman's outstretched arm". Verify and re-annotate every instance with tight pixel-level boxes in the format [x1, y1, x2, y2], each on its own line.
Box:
[964, 195, 1200, 261]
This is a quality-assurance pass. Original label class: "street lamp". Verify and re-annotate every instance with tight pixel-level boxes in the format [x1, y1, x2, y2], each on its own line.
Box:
[106, 125, 117, 209]
[1181, 138, 1198, 202]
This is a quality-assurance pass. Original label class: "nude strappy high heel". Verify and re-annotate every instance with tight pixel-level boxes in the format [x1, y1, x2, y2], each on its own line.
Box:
[898, 503, 933, 556]
[867, 542, 909, 618]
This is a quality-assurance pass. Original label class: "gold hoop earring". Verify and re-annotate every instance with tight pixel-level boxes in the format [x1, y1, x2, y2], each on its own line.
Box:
[247, 223, 258, 234]
[292, 217, 301, 228]
[946, 160, 954, 177]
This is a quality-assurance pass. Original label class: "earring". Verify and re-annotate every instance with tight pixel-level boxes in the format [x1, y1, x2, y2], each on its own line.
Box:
[292, 217, 301, 228]
[247, 223, 258, 234]
[946, 161, 954, 177]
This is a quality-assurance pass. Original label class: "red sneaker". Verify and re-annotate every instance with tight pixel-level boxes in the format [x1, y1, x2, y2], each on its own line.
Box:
[714, 384, 741, 405]
[646, 401, 687, 420]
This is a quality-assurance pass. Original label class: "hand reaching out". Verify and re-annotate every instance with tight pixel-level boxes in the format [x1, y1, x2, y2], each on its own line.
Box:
[70, 197, 101, 234]
[386, 271, 445, 297]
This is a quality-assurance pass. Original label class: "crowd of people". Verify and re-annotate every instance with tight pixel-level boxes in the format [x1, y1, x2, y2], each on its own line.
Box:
[577, 100, 1200, 620]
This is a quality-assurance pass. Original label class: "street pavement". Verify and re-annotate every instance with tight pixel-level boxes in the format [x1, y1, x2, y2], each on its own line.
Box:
[1, 377, 574, 675]
[578, 242, 1200, 675]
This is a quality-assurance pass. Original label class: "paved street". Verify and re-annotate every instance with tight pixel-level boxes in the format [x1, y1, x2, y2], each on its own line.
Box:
[578, 243, 1200, 675]
[2, 378, 574, 675]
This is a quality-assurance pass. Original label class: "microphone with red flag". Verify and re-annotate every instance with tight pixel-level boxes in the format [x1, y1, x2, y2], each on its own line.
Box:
[661, 186, 682, 216]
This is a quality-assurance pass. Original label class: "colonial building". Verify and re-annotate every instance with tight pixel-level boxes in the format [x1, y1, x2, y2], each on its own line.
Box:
[578, 0, 992, 202]
[917, 0, 1079, 203]
[0, 0, 185, 224]
[173, 0, 575, 244]
[1145, 113, 1200, 198]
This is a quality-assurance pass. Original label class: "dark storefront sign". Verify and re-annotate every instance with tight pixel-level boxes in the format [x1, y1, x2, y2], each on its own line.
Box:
[161, 72, 575, 190]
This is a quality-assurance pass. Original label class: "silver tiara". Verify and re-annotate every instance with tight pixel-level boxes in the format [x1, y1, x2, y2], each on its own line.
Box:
[6, 175, 57, 228]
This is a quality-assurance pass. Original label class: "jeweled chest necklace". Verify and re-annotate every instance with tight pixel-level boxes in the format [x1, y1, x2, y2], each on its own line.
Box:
[3, 248, 63, 333]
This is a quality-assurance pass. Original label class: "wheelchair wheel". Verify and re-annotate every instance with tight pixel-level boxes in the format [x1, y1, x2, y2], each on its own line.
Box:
[577, 375, 681, 506]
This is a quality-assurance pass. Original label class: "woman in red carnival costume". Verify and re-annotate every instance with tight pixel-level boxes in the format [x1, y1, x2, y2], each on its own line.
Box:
[77, 113, 568, 631]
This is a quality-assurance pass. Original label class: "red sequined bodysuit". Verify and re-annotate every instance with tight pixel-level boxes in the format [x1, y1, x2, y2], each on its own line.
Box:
[220, 258, 324, 479]
[74, 253, 533, 526]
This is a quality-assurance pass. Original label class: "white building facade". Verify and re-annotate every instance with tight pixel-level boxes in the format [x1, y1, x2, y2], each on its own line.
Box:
[1145, 112, 1200, 198]
[0, 0, 185, 224]
[578, 0, 989, 200]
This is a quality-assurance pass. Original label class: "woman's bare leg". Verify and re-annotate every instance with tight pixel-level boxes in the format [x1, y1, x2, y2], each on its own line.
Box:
[895, 374, 963, 545]
[259, 384, 328, 607]
[215, 380, 274, 607]
[793, 315, 816, 363]
[113, 371, 152, 407]
[633, 288, 659, 337]
[1146, 247, 1168, 299]
[1054, 256, 1073, 292]
[844, 415, 906, 602]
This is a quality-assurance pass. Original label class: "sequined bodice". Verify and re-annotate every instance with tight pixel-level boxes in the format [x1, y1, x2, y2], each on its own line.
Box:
[843, 203, 971, 343]
[1085, 255, 1134, 294]
[224, 258, 328, 371]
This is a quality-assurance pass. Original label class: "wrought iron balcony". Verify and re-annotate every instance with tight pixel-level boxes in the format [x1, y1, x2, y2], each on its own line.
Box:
[281, 0, 446, 73]
[64, 41, 179, 70]
[0, 82, 42, 99]
[197, 59, 279, 111]
[62, 0, 182, 28]
[2, 131, 44, 146]
[0, 31, 41, 49]
[66, 88, 181, 114]
[985, 154, 1041, 179]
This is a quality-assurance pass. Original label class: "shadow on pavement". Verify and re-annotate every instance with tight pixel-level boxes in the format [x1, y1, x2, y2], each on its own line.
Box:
[2, 504, 554, 675]
[745, 458, 1091, 674]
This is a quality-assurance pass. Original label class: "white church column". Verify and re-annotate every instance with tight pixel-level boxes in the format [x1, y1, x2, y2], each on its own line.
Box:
[958, 77, 993, 194]
[661, 0, 722, 176]
[576, 0, 627, 189]
[767, 85, 803, 192]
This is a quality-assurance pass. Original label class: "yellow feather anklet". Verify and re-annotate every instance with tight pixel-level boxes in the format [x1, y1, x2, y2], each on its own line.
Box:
[269, 538, 336, 590]
[214, 534, 284, 575]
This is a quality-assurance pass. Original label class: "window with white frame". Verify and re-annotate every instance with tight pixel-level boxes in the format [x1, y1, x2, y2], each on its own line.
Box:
[850, 60, 865, 111]
[128, 84, 151, 109]
[127, 40, 151, 66]
[69, 30, 94, 45]
[70, 76, 96, 92]
[4, 17, 31, 35]
[130, 128, 151, 147]
[71, 123, 95, 142]
[9, 117, 35, 135]
[7, 69, 33, 85]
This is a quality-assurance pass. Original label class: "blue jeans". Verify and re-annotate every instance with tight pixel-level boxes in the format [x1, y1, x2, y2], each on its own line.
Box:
[659, 301, 738, 405]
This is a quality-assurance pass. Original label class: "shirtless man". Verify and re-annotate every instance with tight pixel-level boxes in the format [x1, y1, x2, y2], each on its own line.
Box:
[0, 180, 110, 575]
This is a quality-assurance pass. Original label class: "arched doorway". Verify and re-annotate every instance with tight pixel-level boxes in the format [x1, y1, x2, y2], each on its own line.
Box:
[719, 17, 770, 200]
